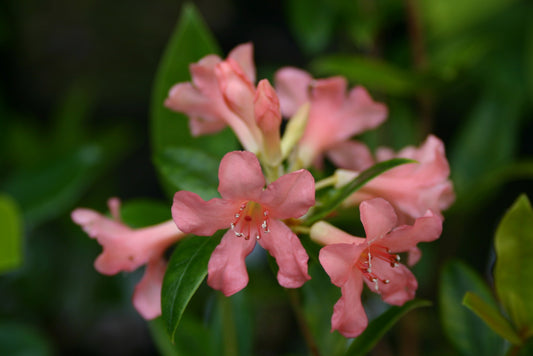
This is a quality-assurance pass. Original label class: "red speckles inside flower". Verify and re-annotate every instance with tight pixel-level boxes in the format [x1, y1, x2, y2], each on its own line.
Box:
[230, 201, 270, 240]
[356, 244, 400, 291]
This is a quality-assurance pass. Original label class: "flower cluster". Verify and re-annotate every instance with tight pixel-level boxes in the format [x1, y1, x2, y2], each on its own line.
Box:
[72, 43, 454, 337]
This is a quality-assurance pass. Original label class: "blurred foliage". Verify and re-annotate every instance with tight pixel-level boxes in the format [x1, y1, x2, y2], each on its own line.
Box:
[1, 0, 532, 355]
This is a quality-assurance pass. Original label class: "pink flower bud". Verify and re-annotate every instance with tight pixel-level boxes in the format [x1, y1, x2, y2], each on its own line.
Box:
[254, 79, 282, 165]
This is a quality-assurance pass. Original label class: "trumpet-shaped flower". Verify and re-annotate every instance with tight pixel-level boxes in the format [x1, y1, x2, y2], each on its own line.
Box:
[71, 198, 185, 319]
[274, 67, 387, 167]
[172, 151, 315, 296]
[332, 135, 455, 225]
[310, 198, 442, 338]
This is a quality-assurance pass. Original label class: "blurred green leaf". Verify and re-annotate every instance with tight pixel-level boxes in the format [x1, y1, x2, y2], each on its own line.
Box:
[162, 232, 223, 342]
[0, 195, 22, 273]
[0, 322, 53, 356]
[150, 3, 237, 197]
[440, 260, 506, 356]
[120, 199, 171, 228]
[149, 316, 213, 356]
[463, 292, 522, 345]
[450, 85, 522, 194]
[2, 145, 104, 227]
[495, 194, 533, 339]
[420, 0, 517, 38]
[345, 299, 431, 356]
[526, 19, 533, 104]
[306, 158, 415, 225]
[155, 147, 220, 200]
[285, 0, 336, 54]
[311, 55, 419, 95]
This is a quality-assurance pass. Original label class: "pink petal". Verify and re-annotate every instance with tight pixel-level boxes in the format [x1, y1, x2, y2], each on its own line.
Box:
[326, 141, 375, 171]
[364, 259, 417, 306]
[360, 198, 398, 243]
[260, 169, 315, 219]
[342, 86, 388, 137]
[132, 258, 167, 320]
[217, 151, 266, 201]
[257, 219, 310, 288]
[383, 211, 443, 253]
[319, 242, 364, 286]
[207, 230, 257, 296]
[172, 191, 236, 236]
[274, 67, 313, 117]
[228, 42, 256, 83]
[331, 269, 367, 338]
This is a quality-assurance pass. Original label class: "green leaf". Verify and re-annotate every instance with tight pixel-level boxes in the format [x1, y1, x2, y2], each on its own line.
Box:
[440, 260, 506, 356]
[345, 299, 431, 356]
[495, 194, 533, 339]
[285, 0, 336, 54]
[0, 322, 53, 356]
[310, 55, 419, 96]
[150, 3, 237, 197]
[463, 292, 522, 345]
[155, 147, 220, 200]
[149, 316, 213, 356]
[162, 232, 223, 342]
[0, 195, 22, 273]
[120, 199, 171, 228]
[305, 158, 415, 225]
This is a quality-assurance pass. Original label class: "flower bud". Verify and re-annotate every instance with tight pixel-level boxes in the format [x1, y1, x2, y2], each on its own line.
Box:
[254, 79, 282, 165]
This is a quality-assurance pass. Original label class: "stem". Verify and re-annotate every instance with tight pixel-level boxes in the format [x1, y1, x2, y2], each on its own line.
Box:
[291, 225, 311, 235]
[286, 288, 321, 356]
[220, 294, 239, 356]
[314, 175, 337, 190]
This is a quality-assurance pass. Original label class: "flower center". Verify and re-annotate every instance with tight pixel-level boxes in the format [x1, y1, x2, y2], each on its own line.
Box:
[230, 201, 270, 240]
[356, 244, 400, 291]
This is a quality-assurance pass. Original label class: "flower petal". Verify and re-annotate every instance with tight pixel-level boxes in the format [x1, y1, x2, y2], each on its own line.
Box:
[207, 230, 257, 296]
[260, 169, 315, 219]
[326, 140, 374, 171]
[274, 67, 313, 117]
[132, 258, 167, 320]
[364, 259, 417, 306]
[331, 269, 367, 338]
[257, 219, 310, 288]
[228, 42, 256, 83]
[172, 191, 236, 235]
[360, 198, 398, 242]
[383, 211, 443, 253]
[218, 151, 266, 201]
[319, 242, 364, 286]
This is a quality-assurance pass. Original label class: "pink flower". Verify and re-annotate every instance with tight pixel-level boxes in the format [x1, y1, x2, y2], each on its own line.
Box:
[274, 67, 387, 167]
[172, 151, 315, 296]
[71, 198, 186, 319]
[310, 198, 442, 338]
[331, 135, 455, 226]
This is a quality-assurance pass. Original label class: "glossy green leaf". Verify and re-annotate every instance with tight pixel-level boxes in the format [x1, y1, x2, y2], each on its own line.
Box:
[0, 195, 22, 273]
[285, 0, 336, 54]
[463, 292, 522, 345]
[305, 158, 415, 225]
[310, 55, 419, 96]
[345, 299, 431, 356]
[440, 260, 506, 356]
[149, 316, 213, 356]
[495, 195, 533, 339]
[155, 146, 220, 200]
[162, 232, 223, 342]
[150, 3, 236, 198]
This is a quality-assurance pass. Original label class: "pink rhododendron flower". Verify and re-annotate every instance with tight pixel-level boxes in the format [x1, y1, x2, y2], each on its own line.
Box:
[71, 198, 185, 319]
[310, 198, 442, 338]
[172, 151, 315, 296]
[331, 135, 455, 225]
[274, 67, 388, 167]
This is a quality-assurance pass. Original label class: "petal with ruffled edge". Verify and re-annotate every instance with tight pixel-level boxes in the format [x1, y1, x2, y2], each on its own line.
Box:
[132, 258, 167, 320]
[331, 268, 367, 338]
[218, 151, 266, 201]
[274, 67, 313, 117]
[364, 258, 418, 306]
[382, 211, 442, 253]
[257, 219, 310, 288]
[207, 230, 257, 296]
[360, 198, 398, 243]
[260, 169, 315, 219]
[172, 191, 236, 236]
[227, 42, 256, 84]
[319, 242, 364, 286]
[326, 140, 375, 171]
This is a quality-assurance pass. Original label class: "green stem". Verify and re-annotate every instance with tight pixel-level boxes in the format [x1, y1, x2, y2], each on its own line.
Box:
[286, 288, 322, 356]
[315, 175, 337, 190]
[220, 294, 239, 356]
